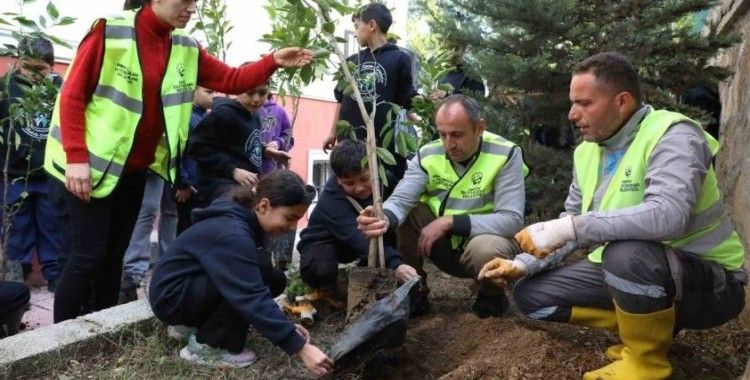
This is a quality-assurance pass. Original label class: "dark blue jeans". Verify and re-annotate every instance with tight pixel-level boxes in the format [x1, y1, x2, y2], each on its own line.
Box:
[3, 177, 66, 282]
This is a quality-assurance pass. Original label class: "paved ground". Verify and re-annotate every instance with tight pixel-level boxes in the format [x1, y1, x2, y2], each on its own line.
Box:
[21, 272, 147, 332]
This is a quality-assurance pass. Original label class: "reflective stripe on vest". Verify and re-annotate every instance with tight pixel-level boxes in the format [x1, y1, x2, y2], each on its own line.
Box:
[574, 110, 745, 270]
[44, 10, 199, 198]
[419, 131, 523, 249]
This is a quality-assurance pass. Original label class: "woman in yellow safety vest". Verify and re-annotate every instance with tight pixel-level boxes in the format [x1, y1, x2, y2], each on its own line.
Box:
[46, 0, 311, 324]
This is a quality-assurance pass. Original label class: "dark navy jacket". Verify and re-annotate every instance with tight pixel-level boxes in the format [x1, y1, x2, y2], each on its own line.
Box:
[149, 198, 305, 355]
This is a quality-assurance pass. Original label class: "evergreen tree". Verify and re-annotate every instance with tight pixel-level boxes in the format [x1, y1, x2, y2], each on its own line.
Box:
[415, 0, 737, 220]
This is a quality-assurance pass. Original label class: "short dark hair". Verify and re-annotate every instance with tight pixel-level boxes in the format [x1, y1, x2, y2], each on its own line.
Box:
[233, 170, 316, 208]
[123, 0, 148, 10]
[436, 94, 483, 124]
[353, 3, 393, 34]
[330, 140, 367, 178]
[18, 37, 54, 66]
[574, 52, 642, 104]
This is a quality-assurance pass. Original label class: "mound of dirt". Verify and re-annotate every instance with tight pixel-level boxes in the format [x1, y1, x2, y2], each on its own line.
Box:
[332, 263, 750, 379]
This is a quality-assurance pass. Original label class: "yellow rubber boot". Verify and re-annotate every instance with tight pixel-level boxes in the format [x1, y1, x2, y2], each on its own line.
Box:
[582, 305, 675, 380]
[605, 344, 624, 361]
[569, 307, 622, 362]
[569, 306, 617, 331]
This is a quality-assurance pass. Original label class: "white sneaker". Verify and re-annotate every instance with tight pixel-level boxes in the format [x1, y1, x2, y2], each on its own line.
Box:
[167, 325, 197, 340]
[179, 334, 256, 368]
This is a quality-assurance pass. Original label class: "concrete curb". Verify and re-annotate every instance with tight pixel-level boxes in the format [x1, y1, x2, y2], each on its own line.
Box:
[0, 299, 156, 378]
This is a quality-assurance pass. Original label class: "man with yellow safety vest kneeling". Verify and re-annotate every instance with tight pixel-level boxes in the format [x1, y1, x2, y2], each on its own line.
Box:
[358, 94, 527, 318]
[479, 52, 746, 379]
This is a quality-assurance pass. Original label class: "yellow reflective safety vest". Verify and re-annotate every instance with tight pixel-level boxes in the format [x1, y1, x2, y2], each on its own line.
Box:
[419, 131, 527, 249]
[44, 11, 199, 198]
[575, 110, 745, 270]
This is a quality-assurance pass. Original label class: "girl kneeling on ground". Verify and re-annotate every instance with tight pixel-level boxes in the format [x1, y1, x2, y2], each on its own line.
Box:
[149, 170, 332, 374]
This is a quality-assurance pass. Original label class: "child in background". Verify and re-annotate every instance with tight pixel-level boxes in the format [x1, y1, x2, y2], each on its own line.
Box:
[188, 82, 289, 207]
[258, 90, 295, 269]
[149, 170, 331, 374]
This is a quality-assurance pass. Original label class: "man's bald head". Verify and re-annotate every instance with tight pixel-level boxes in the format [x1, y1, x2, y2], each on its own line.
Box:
[435, 95, 486, 162]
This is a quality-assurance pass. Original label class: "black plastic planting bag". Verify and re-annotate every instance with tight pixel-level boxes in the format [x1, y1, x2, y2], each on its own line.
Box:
[329, 277, 420, 362]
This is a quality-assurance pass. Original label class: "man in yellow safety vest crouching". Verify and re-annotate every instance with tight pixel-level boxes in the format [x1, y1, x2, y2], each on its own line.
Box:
[479, 52, 746, 379]
[358, 94, 528, 319]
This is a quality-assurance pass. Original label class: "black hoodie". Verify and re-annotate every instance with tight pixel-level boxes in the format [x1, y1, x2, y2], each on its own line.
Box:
[188, 97, 263, 202]
[149, 197, 305, 355]
[334, 43, 418, 151]
[297, 176, 403, 269]
[0, 72, 60, 180]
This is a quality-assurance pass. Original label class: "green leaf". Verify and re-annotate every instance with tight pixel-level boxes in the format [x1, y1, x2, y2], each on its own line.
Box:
[323, 22, 335, 34]
[300, 65, 313, 83]
[46, 1, 59, 19]
[14, 16, 37, 28]
[376, 147, 397, 166]
[396, 132, 409, 157]
[378, 164, 388, 187]
[335, 120, 352, 136]
[382, 128, 394, 150]
[56, 16, 75, 26]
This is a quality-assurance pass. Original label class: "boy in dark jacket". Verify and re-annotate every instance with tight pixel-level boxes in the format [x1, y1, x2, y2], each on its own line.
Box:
[149, 170, 332, 373]
[188, 82, 290, 208]
[298, 140, 417, 289]
[175, 86, 214, 233]
[322, 3, 419, 197]
[0, 37, 65, 289]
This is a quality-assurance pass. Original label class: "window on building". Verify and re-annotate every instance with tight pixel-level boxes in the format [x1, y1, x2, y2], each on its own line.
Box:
[307, 150, 332, 217]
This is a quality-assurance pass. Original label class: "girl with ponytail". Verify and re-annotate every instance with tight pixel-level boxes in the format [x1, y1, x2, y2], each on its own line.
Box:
[148, 170, 331, 374]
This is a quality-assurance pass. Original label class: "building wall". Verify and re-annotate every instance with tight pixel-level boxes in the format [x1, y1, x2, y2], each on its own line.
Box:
[708, 0, 750, 326]
[279, 97, 338, 228]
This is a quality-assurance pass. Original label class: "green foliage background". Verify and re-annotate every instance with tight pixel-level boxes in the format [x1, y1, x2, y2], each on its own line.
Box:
[415, 0, 737, 220]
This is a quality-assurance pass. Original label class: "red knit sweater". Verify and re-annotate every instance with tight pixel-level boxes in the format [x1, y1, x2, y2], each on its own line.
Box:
[59, 5, 278, 171]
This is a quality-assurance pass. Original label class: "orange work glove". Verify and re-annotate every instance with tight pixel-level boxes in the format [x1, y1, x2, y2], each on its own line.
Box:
[477, 258, 527, 288]
[515, 216, 576, 259]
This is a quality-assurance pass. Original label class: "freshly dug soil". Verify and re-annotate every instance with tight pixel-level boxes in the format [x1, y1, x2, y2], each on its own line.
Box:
[346, 267, 396, 323]
[48, 262, 750, 379]
[333, 263, 750, 379]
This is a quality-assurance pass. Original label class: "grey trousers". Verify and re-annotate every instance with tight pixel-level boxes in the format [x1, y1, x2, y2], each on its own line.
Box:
[397, 203, 520, 295]
[513, 240, 746, 330]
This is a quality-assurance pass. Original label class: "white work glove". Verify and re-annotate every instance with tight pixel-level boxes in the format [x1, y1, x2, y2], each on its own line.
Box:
[477, 258, 528, 288]
[515, 216, 576, 259]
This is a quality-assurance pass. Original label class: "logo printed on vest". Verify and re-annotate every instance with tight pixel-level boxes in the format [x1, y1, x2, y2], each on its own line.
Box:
[619, 165, 641, 192]
[460, 187, 485, 199]
[177, 63, 185, 77]
[472, 172, 483, 185]
[171, 79, 195, 94]
[431, 174, 454, 189]
[114, 63, 139, 84]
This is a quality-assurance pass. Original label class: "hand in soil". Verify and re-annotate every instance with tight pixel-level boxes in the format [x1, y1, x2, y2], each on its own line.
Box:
[477, 258, 527, 287]
[418, 216, 453, 257]
[394, 264, 419, 283]
[357, 205, 389, 238]
[298, 343, 334, 376]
